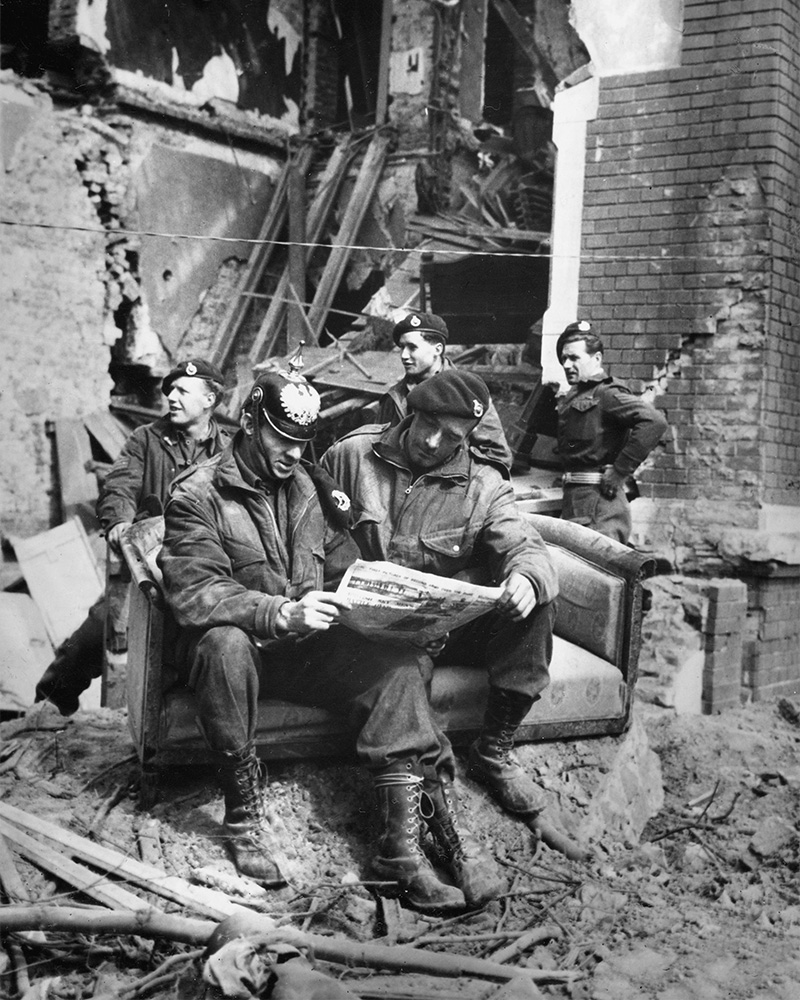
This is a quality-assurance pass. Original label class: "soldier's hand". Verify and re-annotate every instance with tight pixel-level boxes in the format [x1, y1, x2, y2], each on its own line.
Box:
[277, 592, 352, 635]
[106, 521, 133, 555]
[600, 467, 627, 499]
[497, 572, 537, 621]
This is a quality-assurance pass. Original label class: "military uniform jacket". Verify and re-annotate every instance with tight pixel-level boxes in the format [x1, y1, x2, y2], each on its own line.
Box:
[556, 372, 667, 476]
[98, 415, 229, 532]
[157, 442, 348, 640]
[376, 357, 513, 472]
[320, 420, 558, 604]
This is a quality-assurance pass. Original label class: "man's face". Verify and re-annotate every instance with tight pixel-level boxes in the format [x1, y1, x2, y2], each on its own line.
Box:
[560, 340, 604, 385]
[399, 332, 444, 382]
[247, 415, 307, 480]
[405, 411, 477, 471]
[166, 376, 214, 428]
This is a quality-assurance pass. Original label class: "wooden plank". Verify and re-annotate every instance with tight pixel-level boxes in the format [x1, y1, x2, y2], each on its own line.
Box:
[83, 409, 130, 462]
[0, 818, 156, 912]
[8, 518, 103, 649]
[305, 133, 391, 343]
[252, 138, 353, 362]
[212, 143, 315, 370]
[54, 417, 98, 531]
[287, 160, 308, 346]
[0, 593, 53, 712]
[0, 801, 243, 920]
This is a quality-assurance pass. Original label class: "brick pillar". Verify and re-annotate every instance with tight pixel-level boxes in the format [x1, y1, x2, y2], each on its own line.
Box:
[702, 580, 747, 714]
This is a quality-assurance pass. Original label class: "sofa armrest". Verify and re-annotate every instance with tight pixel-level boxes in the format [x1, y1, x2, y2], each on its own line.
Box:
[523, 513, 655, 695]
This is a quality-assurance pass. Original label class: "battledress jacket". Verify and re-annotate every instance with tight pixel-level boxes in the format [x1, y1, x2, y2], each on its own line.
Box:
[98, 415, 229, 532]
[556, 372, 667, 476]
[376, 357, 513, 471]
[157, 443, 352, 641]
[320, 420, 558, 604]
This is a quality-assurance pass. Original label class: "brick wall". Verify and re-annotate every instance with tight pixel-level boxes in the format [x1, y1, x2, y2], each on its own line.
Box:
[579, 0, 800, 543]
[744, 571, 800, 701]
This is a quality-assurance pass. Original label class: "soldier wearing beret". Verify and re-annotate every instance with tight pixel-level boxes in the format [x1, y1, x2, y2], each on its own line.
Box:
[377, 311, 513, 471]
[322, 369, 559, 902]
[35, 358, 230, 715]
[556, 321, 668, 544]
[157, 368, 468, 915]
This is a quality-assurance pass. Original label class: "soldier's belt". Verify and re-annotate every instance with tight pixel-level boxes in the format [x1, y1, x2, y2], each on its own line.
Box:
[562, 471, 604, 485]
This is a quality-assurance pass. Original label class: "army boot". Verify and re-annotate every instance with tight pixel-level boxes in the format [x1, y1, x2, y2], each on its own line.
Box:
[372, 760, 465, 915]
[467, 688, 547, 818]
[216, 744, 285, 886]
[422, 771, 505, 908]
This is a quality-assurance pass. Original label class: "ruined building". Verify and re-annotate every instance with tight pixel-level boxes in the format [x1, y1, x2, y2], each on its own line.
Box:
[1, 1, 798, 707]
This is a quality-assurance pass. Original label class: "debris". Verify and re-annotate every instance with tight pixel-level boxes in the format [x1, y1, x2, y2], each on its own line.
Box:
[748, 815, 797, 859]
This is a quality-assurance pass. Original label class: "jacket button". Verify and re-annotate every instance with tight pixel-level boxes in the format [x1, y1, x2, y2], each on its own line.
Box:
[452, 544, 460, 552]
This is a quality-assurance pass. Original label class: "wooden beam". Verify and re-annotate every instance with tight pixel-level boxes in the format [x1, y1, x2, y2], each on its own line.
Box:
[251, 138, 353, 362]
[0, 801, 243, 920]
[212, 144, 315, 369]
[286, 159, 308, 346]
[305, 133, 390, 342]
[489, 0, 559, 97]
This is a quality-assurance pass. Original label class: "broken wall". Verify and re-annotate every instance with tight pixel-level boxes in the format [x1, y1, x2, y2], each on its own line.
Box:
[0, 80, 109, 538]
[576, 0, 800, 564]
[0, 69, 285, 541]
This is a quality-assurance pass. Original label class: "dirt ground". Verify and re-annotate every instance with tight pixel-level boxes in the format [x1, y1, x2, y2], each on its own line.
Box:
[1, 692, 799, 1000]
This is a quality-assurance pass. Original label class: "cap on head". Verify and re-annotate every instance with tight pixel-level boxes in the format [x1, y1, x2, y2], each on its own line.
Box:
[407, 369, 491, 422]
[556, 319, 596, 361]
[246, 370, 321, 442]
[162, 359, 225, 396]
[392, 311, 449, 347]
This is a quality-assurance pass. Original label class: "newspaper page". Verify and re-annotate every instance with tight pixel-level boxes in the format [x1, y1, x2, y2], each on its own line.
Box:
[335, 560, 502, 644]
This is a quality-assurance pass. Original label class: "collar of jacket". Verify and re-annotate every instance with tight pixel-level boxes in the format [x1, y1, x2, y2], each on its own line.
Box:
[576, 370, 610, 391]
[211, 438, 316, 503]
[373, 417, 470, 482]
[153, 413, 220, 448]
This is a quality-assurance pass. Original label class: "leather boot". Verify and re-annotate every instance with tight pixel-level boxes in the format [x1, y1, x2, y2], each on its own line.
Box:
[372, 760, 466, 915]
[217, 745, 285, 886]
[422, 772, 505, 908]
[467, 688, 546, 818]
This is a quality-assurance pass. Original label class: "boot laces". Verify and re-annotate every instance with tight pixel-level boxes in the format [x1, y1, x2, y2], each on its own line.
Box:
[375, 771, 429, 860]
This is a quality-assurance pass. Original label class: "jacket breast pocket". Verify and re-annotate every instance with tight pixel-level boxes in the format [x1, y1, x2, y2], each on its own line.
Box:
[226, 540, 269, 588]
[418, 527, 473, 573]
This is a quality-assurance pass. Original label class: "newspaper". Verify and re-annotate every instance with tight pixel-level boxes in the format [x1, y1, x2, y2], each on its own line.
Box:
[335, 559, 502, 644]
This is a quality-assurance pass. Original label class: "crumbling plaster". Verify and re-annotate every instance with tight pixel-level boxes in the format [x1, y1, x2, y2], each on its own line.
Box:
[1, 79, 109, 538]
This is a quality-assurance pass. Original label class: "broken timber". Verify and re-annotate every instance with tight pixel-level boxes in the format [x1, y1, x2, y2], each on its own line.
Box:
[251, 137, 354, 361]
[212, 143, 315, 370]
[0, 801, 245, 920]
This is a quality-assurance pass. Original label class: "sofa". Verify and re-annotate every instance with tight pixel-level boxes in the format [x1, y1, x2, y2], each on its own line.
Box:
[121, 513, 653, 803]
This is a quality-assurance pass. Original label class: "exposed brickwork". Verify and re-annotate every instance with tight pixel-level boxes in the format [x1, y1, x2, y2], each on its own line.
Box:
[743, 572, 800, 701]
[580, 0, 800, 540]
[701, 580, 748, 714]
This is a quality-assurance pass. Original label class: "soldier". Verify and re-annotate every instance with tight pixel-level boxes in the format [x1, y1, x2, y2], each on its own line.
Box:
[556, 321, 668, 544]
[377, 311, 513, 470]
[322, 369, 559, 897]
[34, 359, 229, 715]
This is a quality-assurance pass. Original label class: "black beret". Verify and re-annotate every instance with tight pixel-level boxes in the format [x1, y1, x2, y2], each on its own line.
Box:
[407, 369, 491, 421]
[556, 320, 593, 360]
[162, 358, 225, 395]
[392, 311, 449, 346]
[245, 370, 321, 442]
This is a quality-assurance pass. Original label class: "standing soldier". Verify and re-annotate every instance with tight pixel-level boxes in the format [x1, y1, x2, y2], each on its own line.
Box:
[556, 321, 667, 544]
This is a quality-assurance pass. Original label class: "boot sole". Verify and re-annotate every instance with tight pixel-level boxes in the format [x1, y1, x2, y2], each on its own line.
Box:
[372, 862, 465, 915]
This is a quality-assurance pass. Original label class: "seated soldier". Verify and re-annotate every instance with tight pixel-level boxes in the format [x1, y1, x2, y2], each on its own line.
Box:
[35, 359, 229, 714]
[322, 370, 559, 835]
[157, 367, 504, 911]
